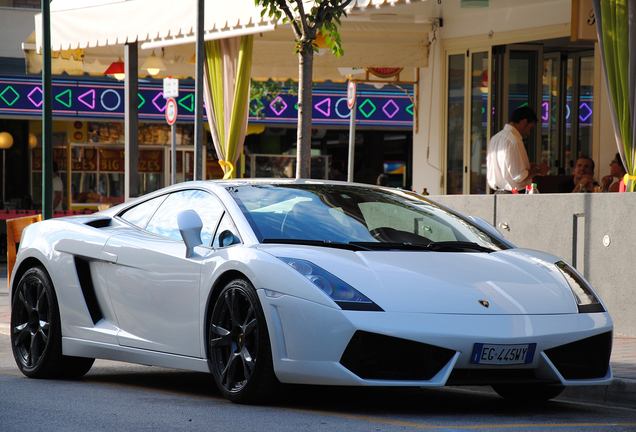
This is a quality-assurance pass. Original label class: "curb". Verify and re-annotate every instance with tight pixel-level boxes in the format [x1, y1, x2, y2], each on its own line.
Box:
[559, 377, 636, 409]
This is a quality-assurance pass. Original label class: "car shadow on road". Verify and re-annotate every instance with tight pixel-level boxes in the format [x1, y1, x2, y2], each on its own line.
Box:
[79, 364, 585, 417]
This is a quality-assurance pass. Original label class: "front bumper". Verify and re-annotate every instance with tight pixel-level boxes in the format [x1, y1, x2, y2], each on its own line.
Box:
[259, 292, 613, 387]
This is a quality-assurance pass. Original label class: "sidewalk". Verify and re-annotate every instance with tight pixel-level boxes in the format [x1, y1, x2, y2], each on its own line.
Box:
[1, 265, 635, 408]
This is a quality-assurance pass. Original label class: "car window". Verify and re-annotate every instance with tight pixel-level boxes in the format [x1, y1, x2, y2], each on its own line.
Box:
[213, 213, 242, 248]
[359, 202, 456, 243]
[231, 184, 509, 251]
[145, 189, 224, 245]
[119, 195, 166, 228]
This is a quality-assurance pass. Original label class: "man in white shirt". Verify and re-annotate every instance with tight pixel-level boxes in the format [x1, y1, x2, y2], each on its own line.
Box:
[486, 106, 549, 193]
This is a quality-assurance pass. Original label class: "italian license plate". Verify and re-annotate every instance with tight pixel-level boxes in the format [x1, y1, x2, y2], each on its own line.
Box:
[470, 343, 536, 365]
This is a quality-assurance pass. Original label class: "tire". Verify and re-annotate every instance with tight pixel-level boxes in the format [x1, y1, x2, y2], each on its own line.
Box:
[208, 278, 279, 404]
[11, 266, 94, 379]
[492, 384, 565, 402]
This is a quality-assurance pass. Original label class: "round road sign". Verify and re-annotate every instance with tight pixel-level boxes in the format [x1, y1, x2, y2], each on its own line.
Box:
[347, 80, 356, 109]
[165, 98, 178, 125]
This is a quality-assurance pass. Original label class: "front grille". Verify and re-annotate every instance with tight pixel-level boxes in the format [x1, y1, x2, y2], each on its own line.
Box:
[340, 331, 455, 381]
[544, 331, 612, 380]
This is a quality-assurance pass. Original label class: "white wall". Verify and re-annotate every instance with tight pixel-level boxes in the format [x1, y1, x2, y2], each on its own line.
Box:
[440, 0, 571, 40]
[412, 28, 444, 195]
[0, 8, 37, 58]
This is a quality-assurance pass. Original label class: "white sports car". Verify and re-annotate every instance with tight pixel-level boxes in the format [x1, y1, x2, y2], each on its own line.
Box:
[10, 179, 612, 404]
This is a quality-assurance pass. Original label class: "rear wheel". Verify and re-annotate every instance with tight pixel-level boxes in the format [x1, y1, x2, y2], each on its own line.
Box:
[11, 266, 94, 379]
[492, 384, 565, 402]
[208, 278, 278, 404]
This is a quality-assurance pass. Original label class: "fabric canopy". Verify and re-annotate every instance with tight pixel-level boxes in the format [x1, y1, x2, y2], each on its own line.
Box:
[203, 36, 254, 179]
[593, 0, 636, 191]
[28, 0, 428, 81]
[36, 0, 275, 51]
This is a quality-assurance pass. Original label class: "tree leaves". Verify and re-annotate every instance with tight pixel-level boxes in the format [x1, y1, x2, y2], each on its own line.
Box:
[256, 0, 351, 58]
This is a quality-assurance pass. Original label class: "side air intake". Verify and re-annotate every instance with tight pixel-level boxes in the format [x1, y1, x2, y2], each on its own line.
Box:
[74, 257, 103, 324]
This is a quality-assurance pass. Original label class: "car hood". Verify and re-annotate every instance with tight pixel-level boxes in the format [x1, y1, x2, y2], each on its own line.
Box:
[257, 245, 578, 315]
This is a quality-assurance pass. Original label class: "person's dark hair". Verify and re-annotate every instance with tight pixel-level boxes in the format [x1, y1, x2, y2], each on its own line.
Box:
[578, 155, 595, 172]
[509, 106, 538, 124]
[52, 161, 58, 173]
[614, 152, 626, 173]
[376, 173, 389, 186]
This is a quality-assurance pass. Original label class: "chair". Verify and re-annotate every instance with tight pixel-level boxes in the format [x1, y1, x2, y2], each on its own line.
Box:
[6, 214, 42, 290]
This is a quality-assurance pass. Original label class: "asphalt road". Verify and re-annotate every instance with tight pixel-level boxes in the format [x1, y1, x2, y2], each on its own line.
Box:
[1, 331, 636, 432]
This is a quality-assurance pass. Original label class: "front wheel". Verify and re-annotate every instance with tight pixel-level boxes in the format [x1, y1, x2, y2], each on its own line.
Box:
[492, 384, 565, 402]
[208, 278, 279, 404]
[11, 266, 94, 379]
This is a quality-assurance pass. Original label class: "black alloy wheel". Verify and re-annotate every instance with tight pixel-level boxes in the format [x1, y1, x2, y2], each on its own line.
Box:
[208, 278, 278, 404]
[11, 266, 94, 378]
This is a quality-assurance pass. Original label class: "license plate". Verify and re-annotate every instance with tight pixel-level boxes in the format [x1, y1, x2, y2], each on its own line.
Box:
[470, 343, 536, 365]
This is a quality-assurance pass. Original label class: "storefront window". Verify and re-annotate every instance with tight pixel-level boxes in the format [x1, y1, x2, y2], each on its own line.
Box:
[578, 56, 594, 160]
[542, 54, 560, 173]
[470, 52, 489, 194]
[30, 120, 196, 209]
[446, 54, 465, 195]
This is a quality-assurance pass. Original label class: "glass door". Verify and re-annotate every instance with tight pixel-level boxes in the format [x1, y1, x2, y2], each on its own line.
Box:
[469, 52, 490, 194]
[446, 53, 466, 195]
[445, 49, 490, 195]
[502, 45, 543, 165]
[541, 50, 594, 175]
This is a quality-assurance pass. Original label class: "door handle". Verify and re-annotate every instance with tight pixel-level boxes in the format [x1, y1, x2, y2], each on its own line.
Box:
[99, 251, 118, 263]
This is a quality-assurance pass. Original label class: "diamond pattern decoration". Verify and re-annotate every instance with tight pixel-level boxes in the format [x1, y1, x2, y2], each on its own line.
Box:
[382, 100, 399, 119]
[269, 96, 288, 116]
[358, 99, 376, 118]
[0, 86, 19, 106]
[28, 87, 43, 108]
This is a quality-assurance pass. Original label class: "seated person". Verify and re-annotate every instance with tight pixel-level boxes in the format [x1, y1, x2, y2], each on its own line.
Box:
[556, 156, 600, 193]
[601, 153, 627, 192]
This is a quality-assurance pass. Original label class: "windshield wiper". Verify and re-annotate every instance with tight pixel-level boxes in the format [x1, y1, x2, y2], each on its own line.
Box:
[262, 238, 373, 251]
[349, 241, 493, 253]
[349, 242, 431, 251]
[424, 241, 494, 253]
[262, 239, 493, 253]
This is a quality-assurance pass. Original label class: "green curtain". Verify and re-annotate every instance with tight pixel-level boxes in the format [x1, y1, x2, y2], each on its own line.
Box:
[203, 35, 254, 179]
[593, 0, 636, 190]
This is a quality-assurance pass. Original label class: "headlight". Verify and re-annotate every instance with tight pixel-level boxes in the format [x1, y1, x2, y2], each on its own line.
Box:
[279, 257, 383, 311]
[555, 261, 605, 313]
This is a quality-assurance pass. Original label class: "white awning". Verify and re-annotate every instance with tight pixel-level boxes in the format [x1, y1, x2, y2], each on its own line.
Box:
[36, 0, 277, 51]
[29, 0, 429, 81]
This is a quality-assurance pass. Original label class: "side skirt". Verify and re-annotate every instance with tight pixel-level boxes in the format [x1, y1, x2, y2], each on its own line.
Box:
[62, 337, 211, 373]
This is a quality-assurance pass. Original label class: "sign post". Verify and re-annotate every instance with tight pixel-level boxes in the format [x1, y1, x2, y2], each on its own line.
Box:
[164, 77, 179, 185]
[165, 97, 178, 184]
[346, 81, 357, 182]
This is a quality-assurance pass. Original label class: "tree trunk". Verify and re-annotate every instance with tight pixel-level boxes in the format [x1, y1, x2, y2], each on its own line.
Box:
[296, 49, 314, 178]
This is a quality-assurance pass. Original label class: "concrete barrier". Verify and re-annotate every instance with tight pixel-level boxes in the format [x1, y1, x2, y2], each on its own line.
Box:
[430, 193, 636, 337]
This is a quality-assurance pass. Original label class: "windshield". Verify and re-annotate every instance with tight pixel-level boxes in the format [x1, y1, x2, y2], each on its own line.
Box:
[228, 184, 509, 252]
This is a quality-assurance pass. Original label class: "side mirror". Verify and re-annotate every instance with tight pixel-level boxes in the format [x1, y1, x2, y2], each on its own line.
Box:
[218, 229, 237, 247]
[177, 210, 203, 258]
[467, 215, 512, 245]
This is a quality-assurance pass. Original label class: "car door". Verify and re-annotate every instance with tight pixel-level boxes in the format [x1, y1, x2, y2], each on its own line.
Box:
[102, 189, 224, 357]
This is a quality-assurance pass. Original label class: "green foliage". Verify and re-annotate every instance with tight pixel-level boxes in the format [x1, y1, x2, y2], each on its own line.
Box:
[250, 79, 298, 119]
[256, 0, 351, 57]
